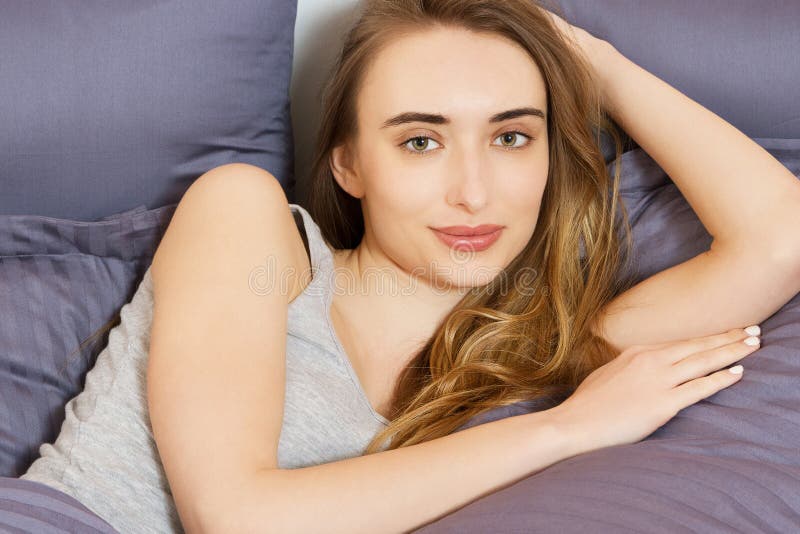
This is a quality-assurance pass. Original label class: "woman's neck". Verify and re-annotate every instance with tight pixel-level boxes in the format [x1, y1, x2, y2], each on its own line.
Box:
[330, 245, 467, 364]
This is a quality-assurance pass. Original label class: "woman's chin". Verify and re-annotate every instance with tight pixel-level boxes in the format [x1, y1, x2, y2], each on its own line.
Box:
[423, 264, 506, 293]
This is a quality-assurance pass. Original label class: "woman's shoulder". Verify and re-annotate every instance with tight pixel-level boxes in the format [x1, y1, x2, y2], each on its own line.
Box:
[151, 165, 311, 306]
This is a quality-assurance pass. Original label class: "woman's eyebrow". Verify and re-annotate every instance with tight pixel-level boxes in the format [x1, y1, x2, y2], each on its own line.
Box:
[380, 107, 546, 129]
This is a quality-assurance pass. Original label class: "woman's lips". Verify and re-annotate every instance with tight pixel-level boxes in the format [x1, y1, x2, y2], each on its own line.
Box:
[431, 227, 504, 252]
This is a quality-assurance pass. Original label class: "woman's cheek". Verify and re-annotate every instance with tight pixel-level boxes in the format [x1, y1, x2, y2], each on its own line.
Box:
[379, 171, 438, 206]
[502, 171, 546, 207]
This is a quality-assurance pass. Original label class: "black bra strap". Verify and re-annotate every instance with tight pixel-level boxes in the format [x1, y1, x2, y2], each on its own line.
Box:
[292, 208, 311, 264]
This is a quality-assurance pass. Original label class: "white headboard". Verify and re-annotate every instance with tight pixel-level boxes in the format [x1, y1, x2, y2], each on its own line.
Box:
[290, 0, 362, 205]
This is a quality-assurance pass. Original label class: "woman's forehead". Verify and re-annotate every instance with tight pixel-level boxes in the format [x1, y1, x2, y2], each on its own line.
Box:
[358, 27, 547, 124]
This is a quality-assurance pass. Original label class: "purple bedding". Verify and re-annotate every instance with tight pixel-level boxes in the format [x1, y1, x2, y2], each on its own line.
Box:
[418, 138, 800, 532]
[0, 0, 298, 220]
[3, 139, 798, 533]
[3, 0, 798, 532]
[0, 204, 176, 478]
[0, 476, 117, 534]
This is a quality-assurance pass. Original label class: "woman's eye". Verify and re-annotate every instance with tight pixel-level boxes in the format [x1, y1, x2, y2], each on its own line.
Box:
[492, 131, 531, 149]
[400, 131, 532, 156]
[402, 136, 441, 155]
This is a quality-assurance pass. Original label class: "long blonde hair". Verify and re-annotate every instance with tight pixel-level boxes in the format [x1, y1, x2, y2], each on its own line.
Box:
[306, 0, 636, 454]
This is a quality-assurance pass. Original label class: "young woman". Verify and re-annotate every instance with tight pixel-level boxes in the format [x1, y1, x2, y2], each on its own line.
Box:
[124, 0, 800, 532]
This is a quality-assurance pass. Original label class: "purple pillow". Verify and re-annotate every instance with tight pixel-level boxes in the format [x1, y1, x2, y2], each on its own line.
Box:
[0, 0, 298, 220]
[423, 138, 800, 533]
[0, 476, 117, 533]
[557, 0, 800, 141]
[0, 0, 299, 479]
[0, 204, 176, 477]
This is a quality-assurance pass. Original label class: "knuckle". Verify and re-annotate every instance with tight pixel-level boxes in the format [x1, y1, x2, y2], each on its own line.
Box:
[719, 370, 734, 384]
[695, 352, 717, 370]
[732, 340, 756, 356]
[708, 329, 741, 346]
[630, 350, 657, 368]
[616, 344, 642, 360]
[715, 343, 738, 358]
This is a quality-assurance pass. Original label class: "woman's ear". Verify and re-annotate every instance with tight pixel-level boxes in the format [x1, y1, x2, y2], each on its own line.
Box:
[330, 142, 365, 199]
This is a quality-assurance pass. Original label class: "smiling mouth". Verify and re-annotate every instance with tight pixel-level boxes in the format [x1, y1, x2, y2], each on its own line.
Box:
[432, 224, 504, 236]
[431, 227, 504, 251]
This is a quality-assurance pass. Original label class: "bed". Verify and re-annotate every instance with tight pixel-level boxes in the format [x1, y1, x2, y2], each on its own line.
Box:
[2, 1, 799, 532]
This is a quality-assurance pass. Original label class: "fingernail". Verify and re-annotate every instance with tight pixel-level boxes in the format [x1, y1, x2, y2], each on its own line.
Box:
[744, 336, 760, 346]
[745, 325, 761, 336]
[729, 365, 743, 374]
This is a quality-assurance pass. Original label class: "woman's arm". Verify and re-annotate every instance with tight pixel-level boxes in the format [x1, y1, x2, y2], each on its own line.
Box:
[148, 164, 579, 534]
[219, 411, 571, 534]
[573, 32, 800, 352]
[594, 41, 800, 250]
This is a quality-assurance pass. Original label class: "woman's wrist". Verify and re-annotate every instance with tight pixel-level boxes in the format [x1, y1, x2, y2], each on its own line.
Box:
[582, 36, 617, 65]
[543, 9, 620, 113]
[539, 403, 595, 459]
[581, 38, 622, 113]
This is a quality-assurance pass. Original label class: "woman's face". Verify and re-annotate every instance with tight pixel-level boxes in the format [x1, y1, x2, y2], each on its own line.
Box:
[331, 26, 549, 291]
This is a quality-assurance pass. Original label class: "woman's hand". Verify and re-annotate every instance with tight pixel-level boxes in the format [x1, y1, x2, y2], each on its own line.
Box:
[549, 326, 762, 456]
[541, 8, 614, 72]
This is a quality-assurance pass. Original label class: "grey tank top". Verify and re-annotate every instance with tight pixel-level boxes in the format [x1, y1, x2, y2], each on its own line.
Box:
[21, 202, 389, 534]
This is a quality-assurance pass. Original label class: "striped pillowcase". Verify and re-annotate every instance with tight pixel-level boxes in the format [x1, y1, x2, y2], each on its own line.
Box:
[0, 204, 175, 477]
[0, 476, 117, 533]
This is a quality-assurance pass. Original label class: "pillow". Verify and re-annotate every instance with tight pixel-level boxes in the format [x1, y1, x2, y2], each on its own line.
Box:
[0, 204, 175, 477]
[556, 0, 800, 141]
[0, 0, 298, 220]
[423, 137, 800, 532]
[0, 476, 117, 533]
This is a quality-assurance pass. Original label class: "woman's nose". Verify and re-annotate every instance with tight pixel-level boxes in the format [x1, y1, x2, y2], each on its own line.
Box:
[445, 148, 490, 212]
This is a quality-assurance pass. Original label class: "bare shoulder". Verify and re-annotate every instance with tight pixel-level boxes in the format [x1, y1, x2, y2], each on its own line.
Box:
[146, 162, 312, 530]
[151, 163, 311, 304]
